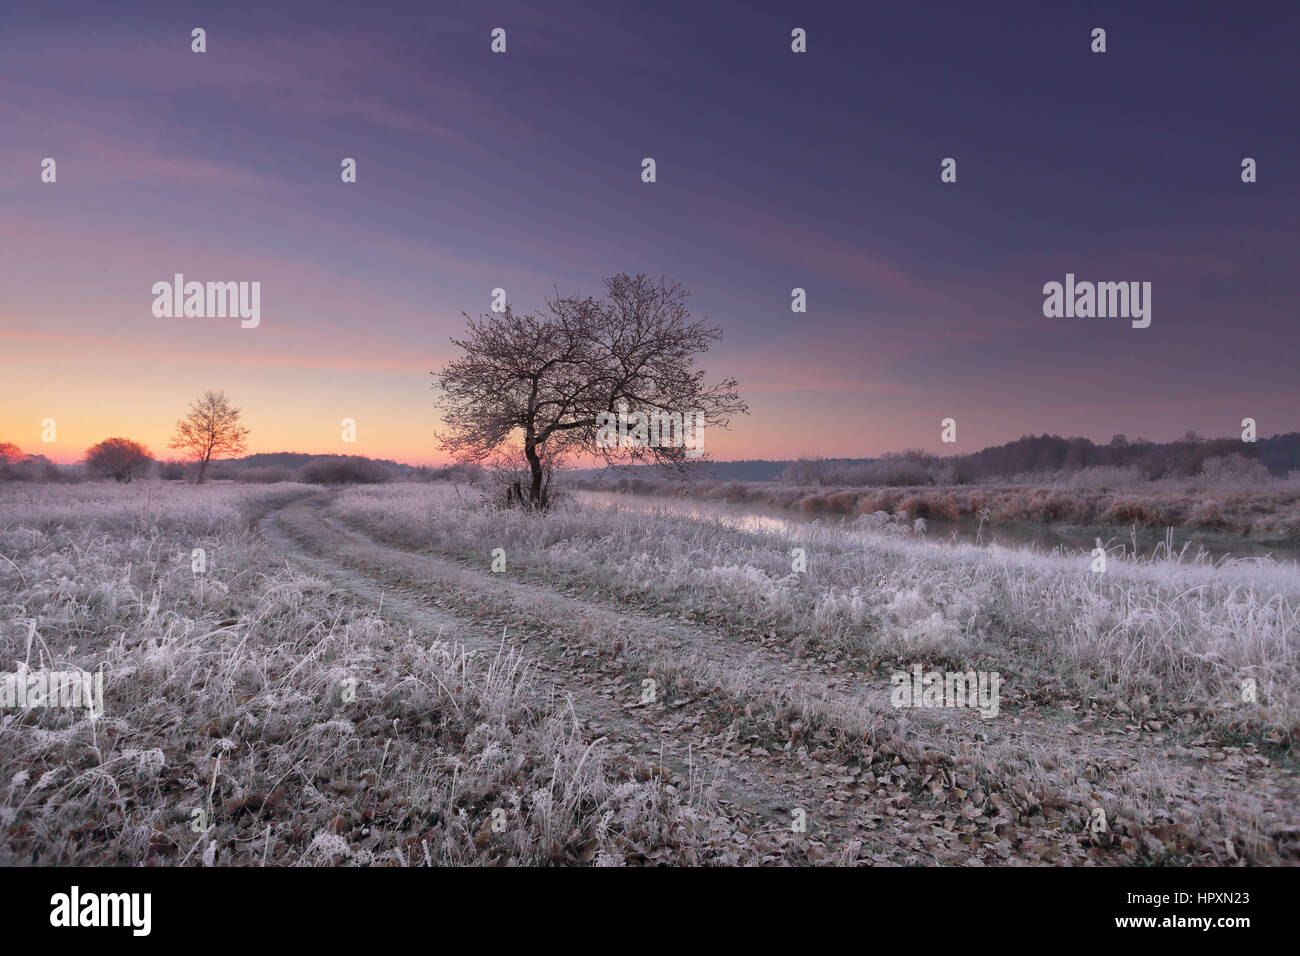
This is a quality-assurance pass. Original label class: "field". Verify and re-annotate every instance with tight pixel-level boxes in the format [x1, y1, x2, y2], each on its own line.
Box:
[0, 483, 742, 865]
[2, 480, 1297, 865]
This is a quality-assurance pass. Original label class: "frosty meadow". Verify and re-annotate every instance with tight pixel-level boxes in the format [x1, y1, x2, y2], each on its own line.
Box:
[2, 479, 1295, 866]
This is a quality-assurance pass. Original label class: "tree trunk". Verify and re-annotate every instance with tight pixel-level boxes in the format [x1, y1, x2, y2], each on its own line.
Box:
[524, 440, 545, 508]
[197, 456, 209, 484]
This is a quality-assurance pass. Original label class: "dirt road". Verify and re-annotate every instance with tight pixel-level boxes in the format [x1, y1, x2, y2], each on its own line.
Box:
[257, 492, 1298, 865]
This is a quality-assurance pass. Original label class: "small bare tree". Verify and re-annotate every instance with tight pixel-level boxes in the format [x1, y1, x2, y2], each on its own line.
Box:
[168, 389, 250, 483]
[85, 437, 153, 483]
[783, 456, 829, 487]
[434, 274, 747, 508]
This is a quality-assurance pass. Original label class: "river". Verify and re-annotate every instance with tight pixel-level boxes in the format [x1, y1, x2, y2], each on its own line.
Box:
[574, 490, 1300, 563]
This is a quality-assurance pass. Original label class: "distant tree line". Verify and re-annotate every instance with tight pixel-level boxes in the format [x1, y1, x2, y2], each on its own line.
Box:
[7, 419, 1298, 489]
[780, 432, 1300, 487]
[3, 439, 484, 486]
[0, 443, 60, 481]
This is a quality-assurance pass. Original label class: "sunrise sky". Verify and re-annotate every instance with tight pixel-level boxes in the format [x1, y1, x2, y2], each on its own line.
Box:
[2, 0, 1297, 466]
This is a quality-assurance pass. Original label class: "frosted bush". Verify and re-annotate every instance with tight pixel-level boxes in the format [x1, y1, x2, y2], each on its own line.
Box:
[899, 611, 964, 652]
[810, 586, 877, 636]
[307, 832, 351, 863]
[693, 563, 794, 613]
[883, 587, 932, 622]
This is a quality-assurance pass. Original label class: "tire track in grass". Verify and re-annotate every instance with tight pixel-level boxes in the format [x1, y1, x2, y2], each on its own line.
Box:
[257, 493, 926, 862]
[299, 492, 1300, 864]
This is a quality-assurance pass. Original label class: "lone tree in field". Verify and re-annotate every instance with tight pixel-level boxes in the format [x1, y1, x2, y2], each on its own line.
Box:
[434, 274, 747, 508]
[168, 389, 250, 483]
[85, 437, 153, 483]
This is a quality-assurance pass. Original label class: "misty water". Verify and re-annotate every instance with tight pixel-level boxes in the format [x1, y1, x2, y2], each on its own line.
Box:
[576, 490, 1300, 564]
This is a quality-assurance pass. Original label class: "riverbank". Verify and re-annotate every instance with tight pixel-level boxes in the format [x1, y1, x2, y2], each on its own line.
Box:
[575, 476, 1300, 545]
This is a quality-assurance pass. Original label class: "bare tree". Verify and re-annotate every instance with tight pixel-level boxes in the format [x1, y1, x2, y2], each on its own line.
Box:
[85, 437, 153, 483]
[168, 390, 250, 483]
[486, 440, 567, 508]
[782, 456, 829, 487]
[434, 274, 747, 508]
[0, 442, 31, 481]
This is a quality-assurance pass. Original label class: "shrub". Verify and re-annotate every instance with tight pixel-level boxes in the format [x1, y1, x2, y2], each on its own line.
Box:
[84, 437, 153, 483]
[300, 456, 392, 485]
[1188, 499, 1227, 529]
[898, 496, 931, 520]
[1201, 454, 1271, 487]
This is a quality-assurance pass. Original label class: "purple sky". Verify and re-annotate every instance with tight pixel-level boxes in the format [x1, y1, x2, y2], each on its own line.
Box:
[2, 0, 1297, 464]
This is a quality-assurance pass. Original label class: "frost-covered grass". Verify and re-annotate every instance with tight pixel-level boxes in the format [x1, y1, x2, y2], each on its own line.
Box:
[0, 481, 744, 865]
[334, 484, 1300, 742]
